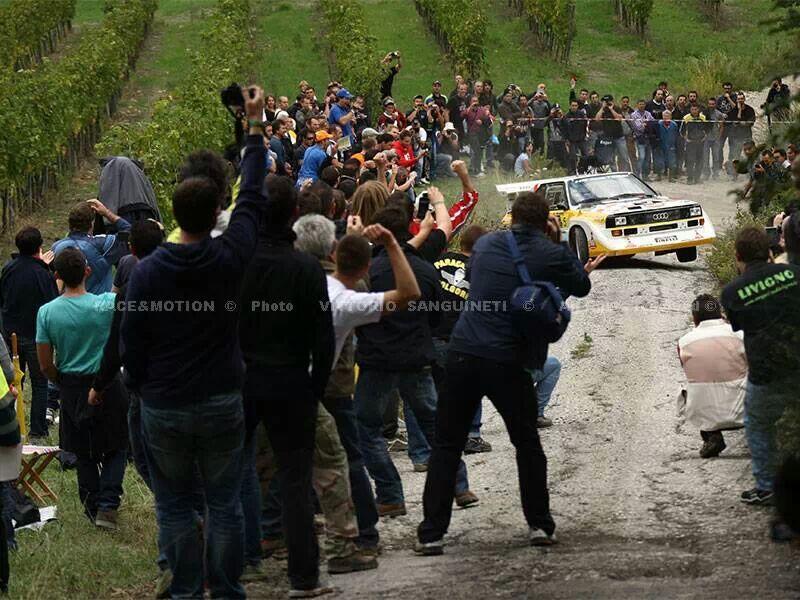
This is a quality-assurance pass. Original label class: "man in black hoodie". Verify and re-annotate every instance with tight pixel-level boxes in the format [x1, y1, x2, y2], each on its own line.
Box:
[238, 176, 335, 597]
[120, 86, 268, 599]
[0, 227, 57, 438]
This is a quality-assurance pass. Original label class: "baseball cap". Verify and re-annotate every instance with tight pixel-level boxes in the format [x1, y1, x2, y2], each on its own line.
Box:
[315, 130, 332, 142]
[383, 97, 395, 106]
[336, 88, 353, 100]
[602, 94, 613, 102]
[361, 127, 379, 139]
[433, 80, 442, 85]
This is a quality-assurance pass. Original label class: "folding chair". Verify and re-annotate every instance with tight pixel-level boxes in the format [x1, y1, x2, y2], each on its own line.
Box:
[17, 445, 60, 506]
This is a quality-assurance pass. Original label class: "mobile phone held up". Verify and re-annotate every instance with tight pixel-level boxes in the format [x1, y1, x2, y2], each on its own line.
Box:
[415, 190, 431, 220]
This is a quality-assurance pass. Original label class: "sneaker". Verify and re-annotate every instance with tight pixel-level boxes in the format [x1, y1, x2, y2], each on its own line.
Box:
[536, 416, 553, 428]
[46, 407, 57, 425]
[95, 509, 118, 530]
[529, 527, 557, 546]
[240, 562, 269, 583]
[740, 488, 773, 505]
[262, 537, 288, 560]
[377, 503, 407, 518]
[288, 585, 336, 598]
[699, 433, 726, 458]
[413, 462, 428, 473]
[154, 568, 172, 599]
[455, 490, 479, 508]
[413, 539, 444, 556]
[387, 436, 408, 452]
[464, 437, 492, 454]
[328, 549, 379, 574]
[420, 177, 431, 185]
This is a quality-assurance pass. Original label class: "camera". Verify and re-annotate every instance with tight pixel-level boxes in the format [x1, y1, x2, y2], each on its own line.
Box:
[389, 51, 399, 59]
[221, 83, 246, 111]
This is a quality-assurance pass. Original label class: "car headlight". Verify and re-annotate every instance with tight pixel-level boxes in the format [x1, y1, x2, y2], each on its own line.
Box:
[689, 206, 702, 217]
[614, 216, 627, 226]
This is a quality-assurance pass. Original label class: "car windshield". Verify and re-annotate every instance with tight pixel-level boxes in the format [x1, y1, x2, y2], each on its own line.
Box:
[568, 174, 656, 205]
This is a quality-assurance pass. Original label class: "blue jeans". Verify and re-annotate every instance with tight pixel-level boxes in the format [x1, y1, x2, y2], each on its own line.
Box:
[240, 434, 263, 567]
[14, 336, 48, 437]
[703, 139, 722, 175]
[127, 391, 150, 489]
[323, 396, 379, 549]
[355, 368, 470, 504]
[76, 449, 126, 516]
[471, 356, 562, 434]
[635, 141, 651, 177]
[662, 146, 677, 172]
[744, 380, 787, 492]
[142, 393, 245, 599]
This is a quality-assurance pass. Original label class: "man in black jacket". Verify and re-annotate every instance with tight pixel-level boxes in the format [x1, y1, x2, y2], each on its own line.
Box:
[354, 206, 476, 519]
[0, 227, 57, 438]
[238, 176, 335, 596]
[121, 87, 269, 599]
[564, 100, 589, 174]
[416, 192, 604, 555]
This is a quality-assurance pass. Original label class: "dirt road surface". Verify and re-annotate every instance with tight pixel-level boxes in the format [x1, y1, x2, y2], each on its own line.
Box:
[249, 178, 800, 599]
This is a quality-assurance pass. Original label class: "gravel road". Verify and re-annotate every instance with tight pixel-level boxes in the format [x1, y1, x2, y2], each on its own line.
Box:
[249, 178, 800, 599]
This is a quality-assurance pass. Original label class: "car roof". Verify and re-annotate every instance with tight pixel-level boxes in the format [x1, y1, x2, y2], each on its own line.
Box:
[496, 171, 638, 195]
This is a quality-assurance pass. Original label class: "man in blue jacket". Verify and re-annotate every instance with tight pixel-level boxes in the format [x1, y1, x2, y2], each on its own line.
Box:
[417, 191, 604, 554]
[120, 86, 268, 599]
[52, 199, 131, 294]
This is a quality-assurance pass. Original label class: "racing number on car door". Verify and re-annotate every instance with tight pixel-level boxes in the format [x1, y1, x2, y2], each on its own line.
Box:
[542, 183, 569, 231]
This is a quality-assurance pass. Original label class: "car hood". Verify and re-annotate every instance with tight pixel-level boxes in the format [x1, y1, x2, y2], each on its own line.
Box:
[578, 196, 696, 216]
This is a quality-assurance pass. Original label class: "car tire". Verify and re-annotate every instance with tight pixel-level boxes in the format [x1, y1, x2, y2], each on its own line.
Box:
[676, 247, 697, 263]
[569, 227, 589, 264]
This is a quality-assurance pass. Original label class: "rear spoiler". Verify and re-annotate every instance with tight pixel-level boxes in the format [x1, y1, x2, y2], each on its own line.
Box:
[495, 181, 544, 196]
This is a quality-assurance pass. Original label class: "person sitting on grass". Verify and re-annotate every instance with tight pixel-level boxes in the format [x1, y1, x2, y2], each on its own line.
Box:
[36, 247, 127, 530]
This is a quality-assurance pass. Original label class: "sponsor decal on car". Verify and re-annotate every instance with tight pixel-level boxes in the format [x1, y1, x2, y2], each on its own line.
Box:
[654, 235, 679, 243]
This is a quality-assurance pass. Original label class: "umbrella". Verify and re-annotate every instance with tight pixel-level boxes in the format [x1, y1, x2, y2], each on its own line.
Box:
[10, 334, 26, 440]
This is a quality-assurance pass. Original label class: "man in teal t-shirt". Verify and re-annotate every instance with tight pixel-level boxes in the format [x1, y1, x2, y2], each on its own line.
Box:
[35, 247, 128, 529]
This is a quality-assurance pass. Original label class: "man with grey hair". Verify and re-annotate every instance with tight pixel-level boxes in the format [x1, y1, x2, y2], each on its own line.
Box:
[293, 214, 419, 555]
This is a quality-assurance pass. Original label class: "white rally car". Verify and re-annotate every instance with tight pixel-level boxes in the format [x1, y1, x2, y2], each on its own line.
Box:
[498, 172, 716, 263]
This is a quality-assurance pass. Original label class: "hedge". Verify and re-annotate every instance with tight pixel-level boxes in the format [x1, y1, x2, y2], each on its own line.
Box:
[510, 0, 576, 63]
[0, 0, 76, 72]
[96, 0, 254, 228]
[0, 0, 156, 230]
[414, 0, 486, 78]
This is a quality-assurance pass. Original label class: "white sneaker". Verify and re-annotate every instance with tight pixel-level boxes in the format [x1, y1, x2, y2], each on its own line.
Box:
[529, 527, 557, 546]
[46, 408, 57, 425]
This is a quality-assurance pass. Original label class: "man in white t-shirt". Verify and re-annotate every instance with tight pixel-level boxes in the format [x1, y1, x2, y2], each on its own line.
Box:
[293, 214, 420, 555]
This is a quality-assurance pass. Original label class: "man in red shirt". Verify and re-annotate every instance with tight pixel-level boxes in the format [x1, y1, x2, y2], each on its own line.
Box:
[377, 97, 407, 131]
[391, 130, 426, 171]
[461, 96, 491, 176]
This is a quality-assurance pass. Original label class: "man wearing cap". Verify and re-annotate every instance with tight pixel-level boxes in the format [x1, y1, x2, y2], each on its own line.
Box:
[297, 131, 333, 188]
[329, 88, 356, 144]
[377, 98, 407, 132]
[530, 91, 551, 154]
[425, 81, 448, 109]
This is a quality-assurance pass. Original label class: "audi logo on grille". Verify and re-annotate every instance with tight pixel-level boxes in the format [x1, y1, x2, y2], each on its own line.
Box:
[651, 212, 671, 221]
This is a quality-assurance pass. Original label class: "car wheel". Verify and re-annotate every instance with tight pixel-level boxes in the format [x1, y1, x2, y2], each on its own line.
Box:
[676, 247, 698, 263]
[569, 227, 589, 264]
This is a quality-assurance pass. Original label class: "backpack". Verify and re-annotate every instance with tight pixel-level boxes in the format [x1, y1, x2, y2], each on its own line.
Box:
[505, 231, 571, 344]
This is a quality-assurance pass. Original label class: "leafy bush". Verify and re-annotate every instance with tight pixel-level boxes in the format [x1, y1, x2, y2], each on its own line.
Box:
[612, 0, 654, 36]
[318, 0, 384, 115]
[510, 0, 576, 63]
[707, 209, 759, 287]
[0, 0, 156, 230]
[97, 0, 254, 228]
[0, 0, 75, 71]
[686, 49, 767, 100]
[414, 0, 487, 78]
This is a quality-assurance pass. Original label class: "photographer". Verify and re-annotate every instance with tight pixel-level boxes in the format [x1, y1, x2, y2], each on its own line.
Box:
[380, 51, 402, 100]
[461, 96, 491, 177]
[378, 97, 407, 132]
[547, 104, 568, 169]
[564, 100, 589, 175]
[328, 88, 356, 146]
[352, 95, 371, 139]
[435, 123, 460, 178]
[516, 95, 535, 153]
[594, 95, 631, 172]
[530, 91, 551, 154]
[498, 120, 520, 172]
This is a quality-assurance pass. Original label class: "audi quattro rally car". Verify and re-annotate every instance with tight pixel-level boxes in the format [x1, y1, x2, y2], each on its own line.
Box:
[498, 172, 716, 263]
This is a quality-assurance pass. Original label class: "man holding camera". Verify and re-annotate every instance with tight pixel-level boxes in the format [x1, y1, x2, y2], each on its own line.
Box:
[594, 95, 631, 172]
[328, 88, 356, 146]
[461, 96, 492, 177]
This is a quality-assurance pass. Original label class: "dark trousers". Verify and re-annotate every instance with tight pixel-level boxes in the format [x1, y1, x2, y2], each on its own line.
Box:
[13, 336, 48, 437]
[0, 484, 6, 593]
[127, 390, 151, 489]
[567, 140, 589, 174]
[685, 140, 704, 182]
[548, 141, 568, 169]
[323, 396, 380, 549]
[245, 366, 319, 591]
[531, 128, 545, 153]
[418, 351, 554, 543]
[76, 450, 127, 518]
